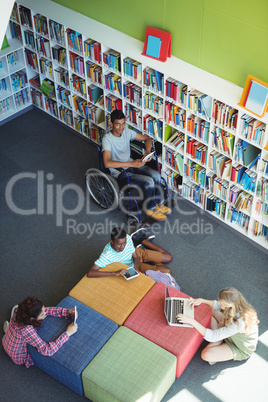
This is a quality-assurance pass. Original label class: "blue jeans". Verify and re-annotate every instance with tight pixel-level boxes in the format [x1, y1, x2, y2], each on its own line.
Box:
[117, 165, 162, 210]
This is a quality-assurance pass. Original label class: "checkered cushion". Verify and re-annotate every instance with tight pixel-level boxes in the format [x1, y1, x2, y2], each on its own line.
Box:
[28, 296, 118, 395]
[124, 282, 212, 378]
[82, 326, 176, 402]
[69, 263, 155, 326]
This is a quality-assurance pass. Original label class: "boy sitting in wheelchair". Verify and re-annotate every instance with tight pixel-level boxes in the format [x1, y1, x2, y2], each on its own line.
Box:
[102, 110, 171, 222]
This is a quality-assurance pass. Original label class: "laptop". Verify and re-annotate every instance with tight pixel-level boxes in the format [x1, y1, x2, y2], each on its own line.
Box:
[164, 285, 194, 327]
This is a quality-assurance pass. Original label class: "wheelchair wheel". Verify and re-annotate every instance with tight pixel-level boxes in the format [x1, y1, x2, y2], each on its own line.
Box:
[85, 168, 118, 209]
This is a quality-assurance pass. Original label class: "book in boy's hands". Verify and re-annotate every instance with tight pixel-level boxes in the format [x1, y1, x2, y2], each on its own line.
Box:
[124, 267, 139, 280]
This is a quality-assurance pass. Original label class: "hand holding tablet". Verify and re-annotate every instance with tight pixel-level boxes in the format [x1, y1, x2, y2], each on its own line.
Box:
[142, 151, 154, 162]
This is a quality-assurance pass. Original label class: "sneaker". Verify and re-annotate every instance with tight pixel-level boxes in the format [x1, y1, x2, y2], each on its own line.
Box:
[146, 209, 167, 221]
[3, 321, 9, 333]
[156, 204, 171, 215]
[146, 234, 155, 242]
[130, 228, 149, 247]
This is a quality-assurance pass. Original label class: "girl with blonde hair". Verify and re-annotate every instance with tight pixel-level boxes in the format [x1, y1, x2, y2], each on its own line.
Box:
[177, 287, 259, 364]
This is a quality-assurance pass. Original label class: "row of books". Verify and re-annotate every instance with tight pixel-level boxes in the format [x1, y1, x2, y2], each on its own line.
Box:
[240, 114, 266, 145]
[165, 102, 186, 129]
[205, 193, 226, 218]
[88, 85, 103, 105]
[66, 29, 83, 53]
[188, 91, 212, 120]
[186, 137, 208, 165]
[90, 124, 104, 144]
[234, 140, 261, 170]
[86, 62, 103, 86]
[103, 49, 121, 72]
[0, 97, 12, 112]
[162, 169, 182, 193]
[185, 160, 206, 187]
[187, 115, 209, 143]
[144, 93, 163, 117]
[40, 78, 55, 98]
[72, 95, 87, 117]
[253, 221, 268, 239]
[211, 127, 235, 156]
[229, 185, 253, 212]
[74, 115, 87, 133]
[255, 200, 268, 215]
[7, 51, 18, 67]
[84, 39, 101, 64]
[49, 20, 65, 46]
[206, 172, 228, 200]
[256, 178, 268, 201]
[124, 104, 142, 129]
[228, 207, 249, 232]
[52, 46, 66, 67]
[0, 78, 7, 91]
[57, 86, 71, 107]
[14, 88, 29, 107]
[88, 104, 104, 124]
[54, 67, 69, 87]
[9, 21, 21, 41]
[10, 71, 28, 91]
[166, 131, 184, 150]
[123, 82, 142, 108]
[24, 30, 35, 50]
[44, 97, 58, 118]
[36, 36, 51, 59]
[10, 3, 19, 23]
[143, 68, 164, 94]
[105, 94, 122, 112]
[33, 14, 48, 36]
[104, 73, 122, 95]
[25, 48, 38, 70]
[143, 114, 163, 140]
[165, 78, 187, 107]
[71, 75, 86, 97]
[59, 105, 73, 126]
[39, 58, 52, 78]
[164, 147, 184, 175]
[208, 150, 232, 180]
[183, 181, 205, 205]
[19, 5, 32, 29]
[231, 163, 257, 193]
[69, 53, 84, 76]
[30, 87, 43, 108]
[123, 58, 142, 83]
[212, 101, 238, 131]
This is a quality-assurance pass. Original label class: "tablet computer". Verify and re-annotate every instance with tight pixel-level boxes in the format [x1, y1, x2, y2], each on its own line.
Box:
[124, 267, 139, 280]
[142, 151, 154, 162]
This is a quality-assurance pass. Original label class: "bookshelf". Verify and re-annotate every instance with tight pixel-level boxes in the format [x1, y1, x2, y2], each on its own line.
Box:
[1, 0, 268, 250]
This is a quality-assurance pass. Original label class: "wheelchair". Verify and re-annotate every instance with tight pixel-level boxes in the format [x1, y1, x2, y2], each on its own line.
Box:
[85, 143, 170, 227]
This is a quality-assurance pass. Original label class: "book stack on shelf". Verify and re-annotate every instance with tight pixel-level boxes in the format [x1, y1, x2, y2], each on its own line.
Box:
[1, 0, 268, 250]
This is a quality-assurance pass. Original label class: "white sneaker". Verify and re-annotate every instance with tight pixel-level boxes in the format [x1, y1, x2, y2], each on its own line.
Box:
[3, 321, 9, 333]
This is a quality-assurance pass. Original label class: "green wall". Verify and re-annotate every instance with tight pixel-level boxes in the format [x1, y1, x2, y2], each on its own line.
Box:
[52, 0, 268, 88]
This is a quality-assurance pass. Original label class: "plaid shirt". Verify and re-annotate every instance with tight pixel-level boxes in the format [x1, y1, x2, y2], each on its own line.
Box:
[2, 307, 70, 368]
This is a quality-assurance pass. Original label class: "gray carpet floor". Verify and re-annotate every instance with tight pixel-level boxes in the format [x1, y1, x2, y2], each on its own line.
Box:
[0, 108, 267, 402]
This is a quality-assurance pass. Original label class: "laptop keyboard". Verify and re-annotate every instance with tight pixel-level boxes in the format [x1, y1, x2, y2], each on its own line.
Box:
[172, 300, 184, 324]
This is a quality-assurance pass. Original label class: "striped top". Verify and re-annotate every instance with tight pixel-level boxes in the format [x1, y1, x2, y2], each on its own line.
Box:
[94, 235, 135, 268]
